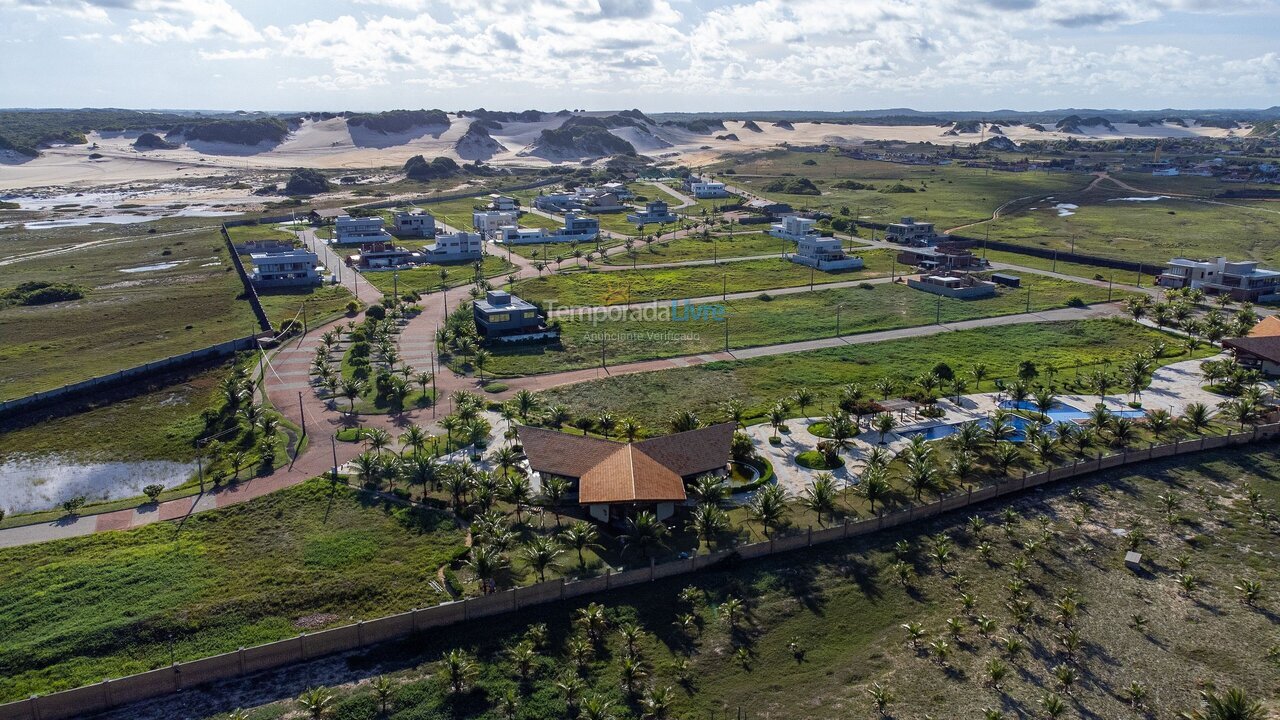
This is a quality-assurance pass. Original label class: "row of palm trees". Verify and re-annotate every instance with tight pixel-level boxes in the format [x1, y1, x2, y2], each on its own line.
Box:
[1127, 289, 1258, 342]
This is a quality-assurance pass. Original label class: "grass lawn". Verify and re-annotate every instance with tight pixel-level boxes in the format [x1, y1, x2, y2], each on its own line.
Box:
[256, 283, 358, 329]
[0, 226, 261, 401]
[224, 223, 297, 244]
[538, 319, 1194, 426]
[476, 274, 1135, 377]
[981, 248, 1149, 287]
[361, 255, 516, 295]
[0, 478, 466, 702]
[601, 232, 793, 266]
[513, 251, 897, 307]
[184, 444, 1280, 720]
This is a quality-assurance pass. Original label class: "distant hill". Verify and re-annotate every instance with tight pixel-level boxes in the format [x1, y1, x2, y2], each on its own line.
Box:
[458, 108, 544, 124]
[132, 132, 177, 150]
[346, 109, 449, 134]
[522, 116, 636, 160]
[404, 155, 461, 181]
[455, 122, 507, 161]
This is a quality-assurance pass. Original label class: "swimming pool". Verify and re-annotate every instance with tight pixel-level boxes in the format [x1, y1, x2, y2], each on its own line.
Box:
[900, 401, 1146, 443]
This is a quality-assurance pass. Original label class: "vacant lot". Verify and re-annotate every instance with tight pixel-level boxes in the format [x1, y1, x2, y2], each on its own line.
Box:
[602, 231, 793, 266]
[256, 283, 357, 329]
[361, 255, 516, 295]
[0, 225, 260, 401]
[0, 478, 466, 701]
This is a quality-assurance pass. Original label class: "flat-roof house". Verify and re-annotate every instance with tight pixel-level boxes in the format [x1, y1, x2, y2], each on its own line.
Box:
[690, 181, 729, 198]
[350, 242, 420, 269]
[426, 231, 483, 261]
[334, 215, 392, 245]
[548, 213, 600, 243]
[517, 423, 735, 525]
[770, 215, 820, 243]
[626, 200, 678, 226]
[308, 208, 344, 225]
[498, 226, 550, 244]
[473, 290, 556, 343]
[884, 217, 938, 246]
[1223, 336, 1280, 376]
[897, 242, 986, 272]
[907, 273, 997, 299]
[249, 249, 321, 288]
[601, 182, 634, 200]
[488, 194, 518, 212]
[473, 210, 519, 237]
[1157, 257, 1280, 302]
[793, 235, 863, 271]
[744, 198, 792, 217]
[534, 188, 626, 214]
[393, 210, 435, 238]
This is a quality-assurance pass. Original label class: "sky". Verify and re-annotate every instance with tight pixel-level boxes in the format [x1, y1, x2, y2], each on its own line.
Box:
[1, 0, 1278, 113]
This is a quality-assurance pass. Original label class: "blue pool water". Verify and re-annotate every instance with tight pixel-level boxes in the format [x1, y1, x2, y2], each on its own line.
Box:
[900, 401, 1146, 443]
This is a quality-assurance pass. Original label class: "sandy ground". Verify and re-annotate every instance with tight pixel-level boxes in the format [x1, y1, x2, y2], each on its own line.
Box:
[0, 114, 1247, 195]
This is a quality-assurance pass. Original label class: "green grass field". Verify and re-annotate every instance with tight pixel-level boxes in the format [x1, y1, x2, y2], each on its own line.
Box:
[513, 251, 897, 307]
[601, 232, 792, 266]
[0, 478, 466, 702]
[476, 274, 1133, 377]
[0, 226, 260, 401]
[361, 255, 517, 295]
[538, 319, 1191, 426]
[256, 283, 357, 329]
[981, 248, 1148, 287]
[187, 445, 1280, 720]
[224, 223, 297, 244]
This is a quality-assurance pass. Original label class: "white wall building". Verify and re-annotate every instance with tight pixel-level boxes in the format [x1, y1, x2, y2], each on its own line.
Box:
[334, 215, 391, 245]
[473, 210, 519, 237]
[792, 236, 863, 271]
[499, 226, 550, 244]
[769, 215, 819, 242]
[426, 231, 484, 261]
[488, 194, 518, 211]
[393, 210, 435, 238]
[690, 181, 729, 198]
[249, 249, 321, 287]
[884, 217, 937, 246]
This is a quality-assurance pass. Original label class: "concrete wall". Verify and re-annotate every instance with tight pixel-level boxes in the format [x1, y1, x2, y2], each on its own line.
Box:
[6, 425, 1278, 720]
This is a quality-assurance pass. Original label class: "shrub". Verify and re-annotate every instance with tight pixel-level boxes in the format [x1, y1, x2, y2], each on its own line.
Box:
[404, 154, 460, 181]
[3, 281, 85, 306]
[832, 180, 874, 190]
[143, 484, 164, 503]
[365, 304, 386, 320]
[62, 496, 87, 517]
[880, 183, 917, 194]
[345, 300, 359, 315]
[284, 168, 329, 195]
[762, 177, 821, 195]
[1066, 296, 1086, 308]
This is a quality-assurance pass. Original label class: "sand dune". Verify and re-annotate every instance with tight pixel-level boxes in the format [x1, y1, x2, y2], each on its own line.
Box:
[0, 114, 1248, 193]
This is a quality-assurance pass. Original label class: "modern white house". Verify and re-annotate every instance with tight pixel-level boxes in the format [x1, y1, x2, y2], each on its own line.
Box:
[1157, 257, 1280, 302]
[884, 217, 938, 246]
[792, 236, 864, 271]
[689, 181, 729, 198]
[601, 182, 634, 201]
[488, 194, 518, 211]
[498, 226, 550, 244]
[473, 210, 519, 237]
[549, 213, 600, 242]
[769, 215, 820, 243]
[334, 215, 392, 245]
[249, 249, 321, 287]
[393, 210, 435, 238]
[626, 200, 678, 225]
[350, 242, 421, 269]
[534, 188, 625, 213]
[426, 231, 484, 261]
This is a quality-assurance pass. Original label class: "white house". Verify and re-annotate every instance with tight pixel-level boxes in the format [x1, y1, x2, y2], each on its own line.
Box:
[792, 236, 863, 271]
[426, 231, 484, 261]
[626, 200, 678, 225]
[769, 215, 820, 243]
[473, 210, 519, 237]
[334, 215, 391, 245]
[601, 182, 634, 200]
[488, 194, 518, 211]
[1158, 257, 1280, 302]
[549, 213, 600, 242]
[393, 210, 435, 238]
[498, 226, 550, 244]
[689, 181, 729, 198]
[249, 249, 321, 287]
[884, 217, 937, 246]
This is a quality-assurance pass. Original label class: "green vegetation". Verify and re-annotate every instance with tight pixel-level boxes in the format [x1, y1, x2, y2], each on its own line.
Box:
[224, 222, 297, 244]
[982, 249, 1146, 287]
[540, 319, 1193, 425]
[763, 177, 821, 195]
[530, 116, 636, 158]
[256, 284, 357, 330]
[0, 109, 286, 156]
[285, 168, 330, 195]
[513, 252, 896, 307]
[174, 117, 288, 146]
[1, 281, 85, 306]
[361, 255, 516, 295]
[0, 477, 465, 701]
[602, 232, 790, 266]
[405, 155, 461, 181]
[480, 274, 1133, 377]
[348, 109, 449, 133]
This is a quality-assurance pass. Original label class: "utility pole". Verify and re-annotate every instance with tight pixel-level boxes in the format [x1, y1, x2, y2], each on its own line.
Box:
[302, 302, 308, 335]
[809, 265, 814, 290]
[836, 304, 842, 337]
[724, 317, 730, 352]
[1136, 263, 1143, 288]
[936, 295, 942, 324]
[1026, 287, 1032, 312]
[1052, 250, 1057, 273]
[722, 273, 727, 301]
[298, 392, 306, 438]
[331, 435, 339, 482]
[1108, 274, 1114, 302]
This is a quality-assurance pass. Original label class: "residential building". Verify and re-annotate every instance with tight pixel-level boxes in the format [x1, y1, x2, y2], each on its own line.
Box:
[896, 242, 986, 272]
[548, 213, 600, 242]
[498, 226, 550, 244]
[1223, 336, 1280, 376]
[1248, 316, 1280, 338]
[334, 215, 392, 245]
[769, 215, 820, 243]
[533, 188, 626, 214]
[517, 423, 735, 525]
[350, 242, 420, 269]
[473, 290, 556, 343]
[744, 198, 792, 217]
[626, 200, 678, 225]
[906, 273, 997, 299]
[231, 239, 294, 254]
[1157, 257, 1280, 302]
[792, 235, 863, 271]
[601, 182, 634, 200]
[488, 194, 518, 211]
[308, 207, 344, 225]
[426, 231, 483, 261]
[473, 210, 519, 237]
[689, 181, 729, 198]
[884, 217, 938, 246]
[248, 249, 320, 288]
[393, 210, 435, 238]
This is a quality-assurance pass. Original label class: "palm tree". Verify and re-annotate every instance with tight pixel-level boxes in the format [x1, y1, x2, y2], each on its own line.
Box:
[442, 649, 476, 696]
[352, 451, 383, 489]
[669, 409, 701, 432]
[473, 349, 491, 381]
[872, 412, 896, 444]
[640, 685, 674, 720]
[622, 511, 670, 560]
[689, 474, 728, 506]
[970, 363, 989, 391]
[991, 441, 1021, 475]
[867, 682, 894, 717]
[749, 484, 790, 538]
[1182, 402, 1212, 435]
[520, 535, 563, 582]
[596, 412, 617, 439]
[370, 675, 393, 715]
[579, 695, 617, 720]
[859, 465, 891, 513]
[803, 473, 839, 526]
[364, 427, 391, 455]
[513, 388, 538, 421]
[297, 687, 334, 719]
[768, 403, 787, 440]
[339, 378, 365, 415]
[620, 417, 642, 442]
[414, 371, 433, 403]
[572, 416, 594, 436]
[794, 387, 815, 418]
[466, 545, 507, 592]
[545, 404, 571, 429]
[1183, 688, 1265, 720]
[686, 503, 729, 551]
[400, 425, 429, 457]
[541, 475, 570, 526]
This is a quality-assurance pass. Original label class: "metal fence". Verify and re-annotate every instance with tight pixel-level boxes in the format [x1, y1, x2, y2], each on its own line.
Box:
[2, 425, 1274, 720]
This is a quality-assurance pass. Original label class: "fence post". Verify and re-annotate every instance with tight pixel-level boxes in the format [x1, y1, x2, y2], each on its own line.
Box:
[300, 632, 308, 660]
[172, 663, 181, 692]
[357, 621, 364, 645]
[511, 588, 519, 611]
[27, 695, 40, 720]
[238, 647, 246, 675]
[807, 526, 813, 546]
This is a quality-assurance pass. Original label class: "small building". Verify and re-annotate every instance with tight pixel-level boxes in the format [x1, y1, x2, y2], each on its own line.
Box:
[488, 194, 518, 212]
[308, 207, 344, 225]
[689, 181, 729, 198]
[1124, 551, 1143, 571]
[473, 210, 519, 237]
[897, 243, 986, 272]
[744, 198, 792, 217]
[249, 249, 321, 287]
[393, 210, 435, 238]
[549, 213, 600, 243]
[517, 423, 735, 525]
[426, 231, 483, 261]
[473, 290, 556, 343]
[907, 273, 997, 299]
[498, 226, 550, 244]
[792, 235, 863, 271]
[601, 182, 634, 200]
[350, 242, 419, 269]
[534, 188, 626, 214]
[231, 239, 294, 254]
[1222, 335, 1280, 376]
[1248, 316, 1280, 338]
[1157, 257, 1280, 302]
[769, 215, 820, 243]
[626, 200, 678, 225]
[884, 217, 938, 246]
[991, 273, 1021, 287]
[334, 215, 392, 245]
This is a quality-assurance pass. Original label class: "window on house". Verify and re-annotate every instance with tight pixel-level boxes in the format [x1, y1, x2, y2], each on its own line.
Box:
[488, 313, 510, 322]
